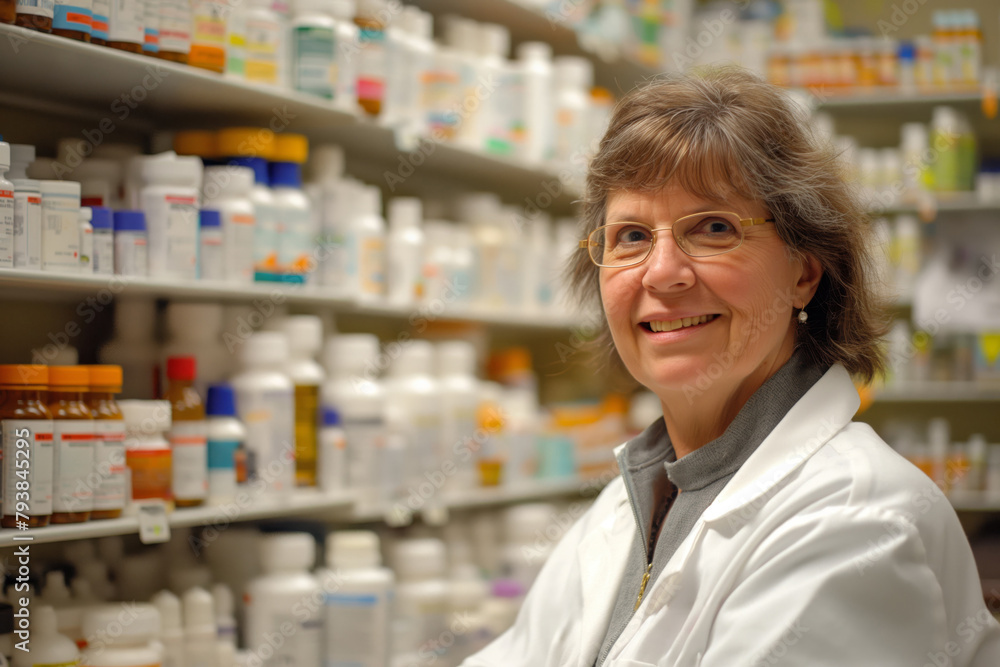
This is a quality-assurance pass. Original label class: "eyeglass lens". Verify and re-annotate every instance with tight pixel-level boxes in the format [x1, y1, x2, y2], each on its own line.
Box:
[591, 213, 743, 266]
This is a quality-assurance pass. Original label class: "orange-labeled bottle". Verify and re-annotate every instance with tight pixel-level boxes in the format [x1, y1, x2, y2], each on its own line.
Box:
[48, 366, 96, 524]
[121, 400, 173, 503]
[165, 357, 208, 507]
[84, 365, 127, 520]
[0, 365, 54, 529]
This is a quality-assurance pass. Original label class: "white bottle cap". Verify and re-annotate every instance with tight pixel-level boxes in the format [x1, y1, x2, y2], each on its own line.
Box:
[412, 9, 433, 41]
[311, 145, 345, 182]
[27, 158, 60, 180]
[504, 503, 557, 544]
[83, 604, 161, 643]
[183, 587, 217, 634]
[393, 538, 446, 580]
[140, 154, 203, 188]
[203, 166, 255, 200]
[327, 0, 356, 20]
[554, 56, 594, 89]
[120, 400, 173, 434]
[517, 41, 552, 62]
[480, 23, 510, 59]
[900, 121, 926, 152]
[931, 106, 959, 133]
[152, 590, 183, 634]
[388, 197, 422, 232]
[35, 605, 59, 635]
[969, 434, 987, 460]
[260, 533, 316, 573]
[365, 186, 383, 217]
[79, 207, 93, 224]
[44, 571, 72, 603]
[10, 143, 35, 168]
[281, 315, 323, 355]
[324, 334, 381, 375]
[436, 340, 477, 377]
[212, 583, 235, 618]
[326, 530, 382, 569]
[166, 302, 225, 340]
[240, 331, 290, 368]
[447, 17, 478, 52]
[0, 142, 9, 171]
[40, 180, 82, 198]
[388, 339, 434, 377]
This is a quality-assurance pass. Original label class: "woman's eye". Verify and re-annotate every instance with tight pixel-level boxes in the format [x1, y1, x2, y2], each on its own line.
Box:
[693, 217, 737, 235]
[615, 226, 652, 244]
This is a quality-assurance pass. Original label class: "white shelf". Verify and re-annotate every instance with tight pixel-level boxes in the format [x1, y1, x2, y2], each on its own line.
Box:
[814, 89, 983, 111]
[0, 268, 585, 331]
[0, 476, 602, 546]
[0, 24, 580, 209]
[875, 195, 1000, 217]
[873, 382, 1000, 403]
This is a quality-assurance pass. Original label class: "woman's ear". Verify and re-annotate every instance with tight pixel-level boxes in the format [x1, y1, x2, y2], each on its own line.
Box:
[795, 252, 823, 307]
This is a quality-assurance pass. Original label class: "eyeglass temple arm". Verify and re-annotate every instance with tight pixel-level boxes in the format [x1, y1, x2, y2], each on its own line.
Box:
[578, 218, 774, 247]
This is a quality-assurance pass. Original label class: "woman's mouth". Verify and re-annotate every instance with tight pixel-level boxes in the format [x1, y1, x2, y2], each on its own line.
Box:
[640, 314, 720, 333]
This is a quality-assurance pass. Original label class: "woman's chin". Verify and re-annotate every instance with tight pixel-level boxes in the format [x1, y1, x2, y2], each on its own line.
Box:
[635, 356, 731, 398]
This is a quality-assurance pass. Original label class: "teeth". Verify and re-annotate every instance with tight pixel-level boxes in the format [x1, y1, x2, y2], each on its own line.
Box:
[648, 314, 715, 332]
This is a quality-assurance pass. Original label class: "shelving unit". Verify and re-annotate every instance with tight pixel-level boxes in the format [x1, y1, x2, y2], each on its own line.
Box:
[0, 476, 601, 547]
[873, 382, 1000, 403]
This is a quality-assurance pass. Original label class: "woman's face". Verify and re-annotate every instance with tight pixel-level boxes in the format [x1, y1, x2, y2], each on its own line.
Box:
[599, 184, 820, 401]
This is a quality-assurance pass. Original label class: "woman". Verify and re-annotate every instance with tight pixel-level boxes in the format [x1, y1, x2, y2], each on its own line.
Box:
[463, 68, 1000, 666]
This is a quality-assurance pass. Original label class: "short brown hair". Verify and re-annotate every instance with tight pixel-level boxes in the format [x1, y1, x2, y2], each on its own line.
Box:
[569, 66, 888, 383]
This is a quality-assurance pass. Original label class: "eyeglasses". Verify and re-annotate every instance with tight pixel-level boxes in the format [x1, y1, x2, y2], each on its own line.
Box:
[579, 211, 774, 268]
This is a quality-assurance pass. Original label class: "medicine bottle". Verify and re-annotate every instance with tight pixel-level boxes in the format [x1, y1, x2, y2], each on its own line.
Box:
[321, 531, 394, 667]
[205, 384, 244, 503]
[516, 41, 554, 165]
[199, 209, 223, 280]
[0, 365, 54, 529]
[151, 590, 184, 667]
[437, 340, 480, 492]
[281, 315, 324, 487]
[140, 154, 201, 280]
[245, 533, 322, 664]
[0, 143, 13, 269]
[202, 165, 256, 283]
[89, 0, 107, 44]
[290, 0, 335, 99]
[189, 0, 228, 72]
[183, 587, 217, 666]
[352, 185, 386, 301]
[40, 180, 81, 273]
[318, 406, 346, 492]
[52, 0, 92, 41]
[386, 196, 424, 307]
[48, 365, 95, 525]
[15, 0, 51, 33]
[84, 365, 126, 521]
[141, 0, 159, 55]
[354, 0, 387, 116]
[243, 0, 285, 85]
[157, 0, 191, 63]
[11, 605, 78, 667]
[113, 210, 148, 277]
[9, 145, 42, 270]
[107, 0, 143, 53]
[269, 134, 312, 283]
[78, 206, 94, 274]
[231, 332, 295, 495]
[119, 400, 173, 503]
[392, 538, 449, 663]
[162, 301, 231, 394]
[165, 356, 208, 507]
[90, 206, 113, 275]
[80, 604, 161, 667]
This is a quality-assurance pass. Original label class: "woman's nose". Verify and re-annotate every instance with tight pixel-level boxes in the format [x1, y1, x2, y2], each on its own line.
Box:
[641, 230, 697, 293]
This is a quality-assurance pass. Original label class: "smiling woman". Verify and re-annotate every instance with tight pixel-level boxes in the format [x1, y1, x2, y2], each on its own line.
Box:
[461, 67, 1000, 667]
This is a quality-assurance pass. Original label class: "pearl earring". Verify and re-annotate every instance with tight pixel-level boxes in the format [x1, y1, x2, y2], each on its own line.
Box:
[798, 309, 808, 324]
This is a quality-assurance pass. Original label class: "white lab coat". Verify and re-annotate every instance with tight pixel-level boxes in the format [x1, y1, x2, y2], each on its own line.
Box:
[463, 365, 1000, 666]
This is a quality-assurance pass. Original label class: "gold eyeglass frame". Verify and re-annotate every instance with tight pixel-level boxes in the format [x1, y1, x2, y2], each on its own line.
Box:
[579, 211, 775, 268]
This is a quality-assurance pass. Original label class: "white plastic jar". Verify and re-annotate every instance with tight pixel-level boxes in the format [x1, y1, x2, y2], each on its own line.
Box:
[516, 41, 554, 165]
[243, 0, 286, 86]
[139, 154, 202, 280]
[290, 0, 335, 99]
[202, 165, 256, 283]
[392, 538, 449, 665]
[112, 211, 148, 277]
[352, 185, 386, 302]
[40, 180, 82, 274]
[11, 605, 78, 667]
[9, 144, 42, 271]
[245, 533, 322, 663]
[386, 197, 424, 307]
[80, 604, 161, 666]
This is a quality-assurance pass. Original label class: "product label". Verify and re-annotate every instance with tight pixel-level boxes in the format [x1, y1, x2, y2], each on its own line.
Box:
[236, 387, 294, 494]
[108, 0, 142, 44]
[41, 194, 80, 272]
[141, 191, 198, 279]
[52, 0, 93, 33]
[292, 26, 335, 98]
[277, 206, 313, 280]
[93, 229, 114, 275]
[126, 447, 172, 501]
[15, 0, 55, 20]
[2, 420, 55, 518]
[226, 8, 246, 76]
[199, 228, 224, 280]
[325, 591, 391, 666]
[158, 0, 192, 53]
[339, 417, 384, 493]
[92, 421, 127, 511]
[207, 438, 239, 470]
[224, 211, 255, 281]
[253, 200, 279, 272]
[13, 192, 42, 270]
[52, 420, 96, 513]
[114, 232, 147, 276]
[293, 384, 318, 485]
[0, 188, 14, 269]
[245, 15, 280, 83]
[80, 224, 93, 272]
[359, 236, 385, 297]
[254, 611, 322, 667]
[190, 0, 227, 69]
[143, 0, 160, 54]
[90, 0, 109, 39]
[357, 27, 386, 103]
[318, 426, 346, 492]
[169, 421, 208, 501]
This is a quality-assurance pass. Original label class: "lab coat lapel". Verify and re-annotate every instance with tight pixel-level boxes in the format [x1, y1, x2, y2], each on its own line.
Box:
[576, 487, 634, 667]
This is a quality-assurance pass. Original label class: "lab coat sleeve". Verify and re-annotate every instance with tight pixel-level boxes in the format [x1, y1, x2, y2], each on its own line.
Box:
[699, 505, 998, 667]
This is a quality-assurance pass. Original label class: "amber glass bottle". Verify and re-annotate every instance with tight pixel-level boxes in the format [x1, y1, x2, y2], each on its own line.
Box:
[165, 357, 208, 507]
[85, 365, 126, 520]
[0, 365, 54, 529]
[49, 366, 95, 524]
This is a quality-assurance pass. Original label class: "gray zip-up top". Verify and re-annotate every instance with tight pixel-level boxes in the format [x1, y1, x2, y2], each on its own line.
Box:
[594, 351, 827, 667]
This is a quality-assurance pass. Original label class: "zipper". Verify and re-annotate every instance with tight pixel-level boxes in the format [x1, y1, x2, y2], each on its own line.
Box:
[634, 561, 653, 611]
[618, 456, 654, 612]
